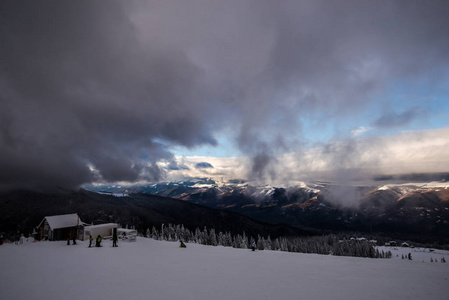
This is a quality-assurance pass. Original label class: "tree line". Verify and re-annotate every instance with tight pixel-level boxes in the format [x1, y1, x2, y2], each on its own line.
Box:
[145, 223, 392, 259]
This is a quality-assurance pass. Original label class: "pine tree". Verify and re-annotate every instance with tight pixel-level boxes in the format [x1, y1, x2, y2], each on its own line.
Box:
[257, 235, 264, 250]
[209, 228, 217, 246]
[217, 231, 224, 246]
[241, 232, 248, 249]
[194, 227, 201, 244]
[144, 222, 393, 259]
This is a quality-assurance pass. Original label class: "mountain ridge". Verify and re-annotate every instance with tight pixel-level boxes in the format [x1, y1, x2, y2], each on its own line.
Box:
[85, 177, 449, 241]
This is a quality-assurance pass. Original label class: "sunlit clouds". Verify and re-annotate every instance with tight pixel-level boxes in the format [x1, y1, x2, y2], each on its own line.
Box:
[1, 1, 448, 190]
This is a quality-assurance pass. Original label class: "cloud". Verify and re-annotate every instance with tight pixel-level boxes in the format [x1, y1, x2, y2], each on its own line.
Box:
[1, 1, 449, 190]
[284, 127, 449, 183]
[162, 156, 247, 183]
[195, 162, 214, 169]
[166, 161, 190, 171]
[373, 106, 428, 129]
[169, 127, 449, 185]
[351, 126, 371, 137]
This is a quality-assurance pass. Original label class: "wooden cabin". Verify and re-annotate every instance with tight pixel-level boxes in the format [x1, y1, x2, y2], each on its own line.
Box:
[36, 213, 85, 241]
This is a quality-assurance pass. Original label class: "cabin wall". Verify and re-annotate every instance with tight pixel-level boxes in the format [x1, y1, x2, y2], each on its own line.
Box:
[38, 221, 51, 240]
[53, 227, 83, 241]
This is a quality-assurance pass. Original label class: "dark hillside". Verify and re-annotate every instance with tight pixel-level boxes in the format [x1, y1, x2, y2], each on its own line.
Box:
[0, 189, 312, 239]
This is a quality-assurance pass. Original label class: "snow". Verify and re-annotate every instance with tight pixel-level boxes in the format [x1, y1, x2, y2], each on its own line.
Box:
[39, 213, 82, 230]
[192, 183, 215, 188]
[377, 246, 449, 263]
[84, 223, 118, 229]
[294, 181, 321, 193]
[97, 191, 129, 197]
[112, 193, 129, 197]
[378, 185, 390, 191]
[1, 238, 448, 300]
[377, 181, 449, 193]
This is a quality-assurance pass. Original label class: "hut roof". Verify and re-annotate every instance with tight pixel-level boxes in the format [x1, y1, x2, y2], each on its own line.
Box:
[38, 213, 84, 230]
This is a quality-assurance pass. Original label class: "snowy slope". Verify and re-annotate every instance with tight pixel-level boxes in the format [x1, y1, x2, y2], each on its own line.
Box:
[377, 246, 448, 263]
[1, 238, 448, 300]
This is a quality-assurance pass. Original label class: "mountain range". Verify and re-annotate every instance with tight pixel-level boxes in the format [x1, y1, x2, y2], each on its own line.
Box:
[1, 173, 448, 244]
[86, 175, 449, 242]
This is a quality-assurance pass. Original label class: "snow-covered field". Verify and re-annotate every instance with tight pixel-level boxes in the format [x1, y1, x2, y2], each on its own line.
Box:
[1, 238, 448, 300]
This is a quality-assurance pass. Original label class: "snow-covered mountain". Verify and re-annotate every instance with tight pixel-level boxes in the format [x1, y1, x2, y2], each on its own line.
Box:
[86, 177, 449, 240]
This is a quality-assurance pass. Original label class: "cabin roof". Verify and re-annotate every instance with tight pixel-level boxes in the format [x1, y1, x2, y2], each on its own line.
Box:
[38, 213, 84, 230]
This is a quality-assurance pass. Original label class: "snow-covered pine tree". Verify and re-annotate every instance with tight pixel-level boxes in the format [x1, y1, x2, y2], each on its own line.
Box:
[265, 236, 272, 251]
[217, 231, 224, 246]
[225, 232, 233, 247]
[151, 226, 159, 240]
[241, 232, 248, 249]
[209, 228, 218, 246]
[194, 227, 201, 244]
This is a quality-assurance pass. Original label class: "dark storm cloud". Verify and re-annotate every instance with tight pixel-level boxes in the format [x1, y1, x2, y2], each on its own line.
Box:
[1, 0, 449, 190]
[0, 1, 218, 190]
[373, 106, 428, 129]
[167, 161, 189, 171]
[249, 153, 276, 182]
[195, 162, 214, 169]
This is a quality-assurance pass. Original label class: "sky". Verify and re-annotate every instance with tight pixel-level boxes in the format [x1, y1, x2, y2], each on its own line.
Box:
[1, 0, 449, 190]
